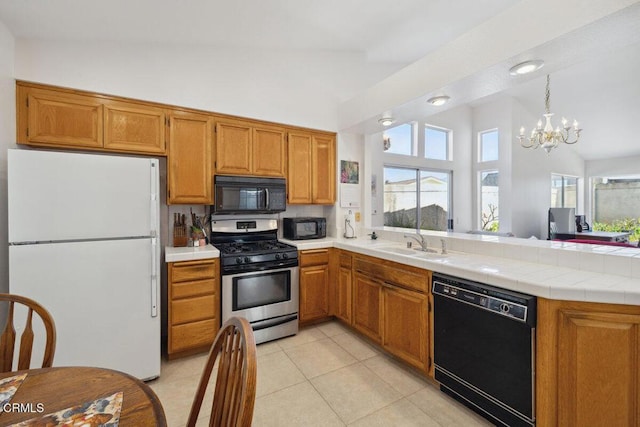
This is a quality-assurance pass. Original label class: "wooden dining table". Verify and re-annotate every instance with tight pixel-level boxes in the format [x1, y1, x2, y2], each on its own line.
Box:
[0, 366, 166, 426]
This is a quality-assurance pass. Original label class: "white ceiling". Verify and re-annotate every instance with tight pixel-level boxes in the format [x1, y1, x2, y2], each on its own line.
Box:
[0, 0, 638, 161]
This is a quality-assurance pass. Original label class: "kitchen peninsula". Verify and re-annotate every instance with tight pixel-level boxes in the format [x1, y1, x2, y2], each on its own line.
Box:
[173, 228, 640, 426]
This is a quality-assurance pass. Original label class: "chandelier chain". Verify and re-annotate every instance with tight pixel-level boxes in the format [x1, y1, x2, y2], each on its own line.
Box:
[544, 74, 551, 114]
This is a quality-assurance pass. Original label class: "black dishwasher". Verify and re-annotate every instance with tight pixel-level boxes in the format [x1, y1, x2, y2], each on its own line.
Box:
[432, 273, 536, 427]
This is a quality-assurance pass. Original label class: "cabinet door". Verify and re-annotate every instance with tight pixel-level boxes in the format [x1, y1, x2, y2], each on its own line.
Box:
[287, 132, 312, 204]
[382, 285, 429, 372]
[215, 120, 252, 175]
[557, 309, 640, 426]
[312, 134, 336, 204]
[168, 112, 213, 204]
[104, 101, 166, 154]
[336, 265, 352, 324]
[300, 265, 330, 323]
[253, 126, 286, 177]
[352, 272, 383, 343]
[24, 88, 103, 148]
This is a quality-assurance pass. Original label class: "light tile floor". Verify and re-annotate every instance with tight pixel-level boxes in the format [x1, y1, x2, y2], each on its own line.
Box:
[148, 321, 492, 426]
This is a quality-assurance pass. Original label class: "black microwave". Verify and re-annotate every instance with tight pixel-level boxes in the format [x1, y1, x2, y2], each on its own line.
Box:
[213, 175, 286, 214]
[283, 217, 326, 240]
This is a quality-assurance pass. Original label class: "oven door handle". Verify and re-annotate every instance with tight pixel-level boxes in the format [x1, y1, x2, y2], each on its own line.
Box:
[251, 314, 298, 332]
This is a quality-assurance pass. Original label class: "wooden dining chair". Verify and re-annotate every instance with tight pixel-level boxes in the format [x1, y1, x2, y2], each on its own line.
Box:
[0, 293, 56, 373]
[186, 317, 257, 427]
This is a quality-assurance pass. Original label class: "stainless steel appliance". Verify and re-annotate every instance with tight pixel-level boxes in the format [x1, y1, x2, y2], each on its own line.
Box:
[432, 273, 537, 427]
[211, 219, 299, 344]
[283, 217, 327, 240]
[213, 175, 287, 214]
[575, 214, 590, 232]
[548, 207, 576, 240]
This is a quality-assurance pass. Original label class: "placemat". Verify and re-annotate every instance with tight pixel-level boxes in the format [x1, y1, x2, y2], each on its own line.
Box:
[0, 373, 28, 410]
[10, 391, 123, 427]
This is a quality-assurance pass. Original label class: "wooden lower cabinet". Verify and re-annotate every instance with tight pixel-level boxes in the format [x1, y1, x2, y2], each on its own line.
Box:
[353, 271, 384, 343]
[167, 259, 219, 358]
[299, 249, 331, 324]
[335, 252, 353, 324]
[351, 253, 431, 373]
[382, 285, 429, 372]
[537, 298, 640, 426]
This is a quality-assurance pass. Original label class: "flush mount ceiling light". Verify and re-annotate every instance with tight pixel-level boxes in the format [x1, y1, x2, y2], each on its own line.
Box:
[378, 117, 395, 127]
[517, 74, 582, 154]
[427, 95, 450, 106]
[509, 59, 545, 76]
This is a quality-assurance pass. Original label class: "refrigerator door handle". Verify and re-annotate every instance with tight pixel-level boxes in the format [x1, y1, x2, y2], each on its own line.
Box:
[150, 237, 158, 317]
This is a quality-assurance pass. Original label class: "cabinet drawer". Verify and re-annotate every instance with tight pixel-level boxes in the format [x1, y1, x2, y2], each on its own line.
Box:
[300, 249, 330, 267]
[353, 256, 429, 293]
[170, 318, 218, 353]
[171, 295, 217, 325]
[171, 278, 216, 300]
[170, 260, 216, 282]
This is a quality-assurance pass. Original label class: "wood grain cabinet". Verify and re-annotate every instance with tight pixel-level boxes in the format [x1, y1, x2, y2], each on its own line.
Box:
[352, 254, 431, 372]
[167, 259, 219, 359]
[17, 82, 167, 155]
[299, 249, 331, 324]
[335, 251, 353, 324]
[103, 100, 166, 154]
[537, 298, 640, 426]
[167, 111, 213, 204]
[287, 131, 335, 204]
[17, 85, 103, 149]
[215, 119, 286, 177]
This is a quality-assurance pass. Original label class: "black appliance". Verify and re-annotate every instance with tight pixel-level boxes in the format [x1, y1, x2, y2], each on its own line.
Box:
[432, 273, 537, 427]
[575, 215, 590, 232]
[211, 219, 299, 344]
[213, 175, 286, 214]
[283, 217, 327, 240]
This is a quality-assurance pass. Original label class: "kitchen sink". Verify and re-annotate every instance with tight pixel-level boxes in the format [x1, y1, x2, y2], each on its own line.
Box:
[410, 250, 448, 259]
[376, 246, 418, 256]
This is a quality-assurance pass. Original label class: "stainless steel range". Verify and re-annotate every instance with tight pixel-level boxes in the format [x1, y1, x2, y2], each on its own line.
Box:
[211, 219, 299, 344]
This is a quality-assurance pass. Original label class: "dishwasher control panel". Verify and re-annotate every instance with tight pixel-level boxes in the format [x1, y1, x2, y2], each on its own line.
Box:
[432, 275, 534, 324]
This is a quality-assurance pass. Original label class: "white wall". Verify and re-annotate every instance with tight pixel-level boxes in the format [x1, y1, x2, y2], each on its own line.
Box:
[0, 21, 15, 293]
[337, 133, 364, 237]
[15, 40, 401, 132]
[511, 99, 585, 238]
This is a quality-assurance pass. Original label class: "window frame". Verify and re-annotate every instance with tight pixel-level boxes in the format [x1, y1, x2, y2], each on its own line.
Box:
[424, 124, 451, 161]
[478, 128, 499, 163]
[479, 169, 499, 231]
[551, 173, 579, 209]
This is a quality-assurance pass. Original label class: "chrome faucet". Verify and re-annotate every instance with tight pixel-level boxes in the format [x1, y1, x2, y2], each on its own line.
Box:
[404, 232, 428, 251]
[440, 238, 447, 255]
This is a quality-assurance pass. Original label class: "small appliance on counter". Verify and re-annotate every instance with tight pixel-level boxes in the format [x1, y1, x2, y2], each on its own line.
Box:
[283, 217, 326, 240]
[575, 215, 590, 232]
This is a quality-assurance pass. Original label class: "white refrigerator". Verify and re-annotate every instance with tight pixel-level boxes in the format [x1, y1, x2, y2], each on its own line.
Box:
[8, 149, 160, 380]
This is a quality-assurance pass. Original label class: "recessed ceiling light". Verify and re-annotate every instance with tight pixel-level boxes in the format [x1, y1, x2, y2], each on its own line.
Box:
[427, 95, 450, 106]
[509, 60, 544, 76]
[378, 117, 395, 127]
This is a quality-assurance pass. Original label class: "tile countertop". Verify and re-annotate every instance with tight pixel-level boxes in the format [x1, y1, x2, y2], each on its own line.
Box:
[165, 244, 220, 263]
[282, 235, 640, 306]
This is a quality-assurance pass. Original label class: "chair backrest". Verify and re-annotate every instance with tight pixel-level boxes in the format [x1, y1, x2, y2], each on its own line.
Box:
[187, 317, 257, 427]
[0, 293, 56, 372]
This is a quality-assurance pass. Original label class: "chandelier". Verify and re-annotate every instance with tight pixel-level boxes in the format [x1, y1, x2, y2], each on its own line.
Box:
[517, 74, 582, 153]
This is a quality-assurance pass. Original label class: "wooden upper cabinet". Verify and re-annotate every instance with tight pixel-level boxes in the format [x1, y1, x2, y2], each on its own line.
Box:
[104, 101, 166, 154]
[253, 126, 286, 177]
[215, 119, 286, 177]
[287, 131, 336, 205]
[312, 134, 336, 204]
[215, 119, 252, 175]
[167, 112, 213, 204]
[19, 86, 103, 149]
[287, 132, 313, 204]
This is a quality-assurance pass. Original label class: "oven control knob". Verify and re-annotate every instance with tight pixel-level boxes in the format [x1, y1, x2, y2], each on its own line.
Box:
[236, 257, 243, 264]
[244, 257, 251, 263]
[499, 303, 510, 314]
[275, 254, 281, 260]
[282, 253, 289, 259]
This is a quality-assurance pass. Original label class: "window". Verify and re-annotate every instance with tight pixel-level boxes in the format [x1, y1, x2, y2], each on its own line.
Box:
[383, 124, 413, 156]
[480, 170, 499, 231]
[592, 176, 640, 243]
[424, 125, 449, 160]
[479, 129, 499, 162]
[384, 166, 452, 231]
[551, 174, 577, 208]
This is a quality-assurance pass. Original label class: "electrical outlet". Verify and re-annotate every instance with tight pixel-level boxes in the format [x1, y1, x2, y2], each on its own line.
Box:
[355, 212, 361, 222]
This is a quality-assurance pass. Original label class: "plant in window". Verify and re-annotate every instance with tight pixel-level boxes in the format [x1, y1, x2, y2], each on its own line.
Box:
[481, 204, 499, 231]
